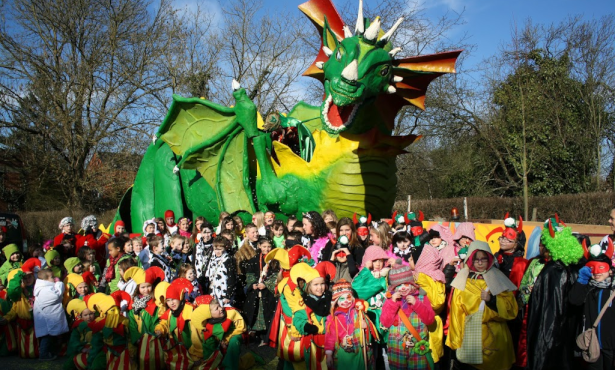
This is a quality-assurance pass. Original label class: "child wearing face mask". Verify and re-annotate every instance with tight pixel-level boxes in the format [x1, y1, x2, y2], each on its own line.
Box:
[325, 280, 378, 369]
[381, 263, 435, 370]
[125, 266, 166, 370]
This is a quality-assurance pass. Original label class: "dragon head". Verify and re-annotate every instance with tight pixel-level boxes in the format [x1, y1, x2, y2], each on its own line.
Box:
[300, 0, 461, 135]
[319, 9, 403, 134]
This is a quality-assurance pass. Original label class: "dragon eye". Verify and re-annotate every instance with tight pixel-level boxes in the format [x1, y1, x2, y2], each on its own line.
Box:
[336, 49, 342, 61]
[380, 65, 390, 76]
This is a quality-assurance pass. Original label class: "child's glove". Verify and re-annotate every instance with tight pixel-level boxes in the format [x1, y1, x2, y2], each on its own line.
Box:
[577, 266, 592, 285]
[303, 323, 319, 335]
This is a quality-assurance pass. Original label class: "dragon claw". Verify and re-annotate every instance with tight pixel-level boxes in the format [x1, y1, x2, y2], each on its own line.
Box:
[173, 165, 180, 174]
[152, 134, 157, 144]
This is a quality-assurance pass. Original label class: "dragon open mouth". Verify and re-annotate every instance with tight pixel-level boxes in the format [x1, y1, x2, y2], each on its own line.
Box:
[322, 95, 360, 132]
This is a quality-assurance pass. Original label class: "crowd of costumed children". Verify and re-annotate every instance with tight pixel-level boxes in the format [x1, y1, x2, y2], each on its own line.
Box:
[0, 207, 613, 370]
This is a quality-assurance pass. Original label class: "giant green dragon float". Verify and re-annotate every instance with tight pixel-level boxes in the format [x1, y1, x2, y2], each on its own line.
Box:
[112, 0, 461, 231]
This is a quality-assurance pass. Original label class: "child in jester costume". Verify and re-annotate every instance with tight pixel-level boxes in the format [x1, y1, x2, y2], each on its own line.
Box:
[268, 245, 312, 367]
[325, 279, 378, 369]
[125, 266, 166, 370]
[86, 292, 134, 370]
[64, 298, 95, 370]
[191, 295, 245, 370]
[289, 262, 331, 370]
[156, 278, 195, 370]
[526, 216, 584, 370]
[0, 258, 41, 358]
[0, 287, 15, 357]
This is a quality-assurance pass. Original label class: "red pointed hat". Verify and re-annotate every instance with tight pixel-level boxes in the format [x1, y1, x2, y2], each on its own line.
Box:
[145, 266, 165, 286]
[315, 261, 336, 281]
[287, 245, 311, 267]
[166, 278, 194, 300]
[81, 271, 96, 285]
[21, 258, 41, 274]
[110, 290, 132, 310]
[194, 294, 214, 307]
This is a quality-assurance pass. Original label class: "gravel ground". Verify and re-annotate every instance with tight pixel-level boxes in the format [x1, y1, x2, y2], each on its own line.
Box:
[0, 339, 279, 370]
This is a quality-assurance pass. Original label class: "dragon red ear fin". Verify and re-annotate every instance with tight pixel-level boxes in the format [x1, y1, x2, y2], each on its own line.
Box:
[353, 213, 358, 225]
[418, 211, 424, 222]
[517, 216, 523, 233]
[607, 237, 614, 260]
[392, 211, 397, 220]
[367, 214, 372, 225]
[505, 212, 510, 220]
[582, 239, 589, 260]
[548, 219, 555, 238]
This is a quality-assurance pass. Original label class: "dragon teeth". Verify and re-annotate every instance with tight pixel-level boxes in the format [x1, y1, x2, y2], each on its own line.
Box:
[322, 95, 361, 132]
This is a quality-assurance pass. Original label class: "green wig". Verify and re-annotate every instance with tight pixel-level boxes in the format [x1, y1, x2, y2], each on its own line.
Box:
[541, 226, 583, 266]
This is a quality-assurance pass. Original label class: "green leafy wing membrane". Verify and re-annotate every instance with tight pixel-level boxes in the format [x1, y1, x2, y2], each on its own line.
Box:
[157, 95, 254, 213]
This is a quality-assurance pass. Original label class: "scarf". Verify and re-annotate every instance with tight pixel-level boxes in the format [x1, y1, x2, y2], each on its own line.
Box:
[105, 253, 124, 282]
[590, 277, 613, 289]
[133, 295, 151, 314]
[304, 290, 332, 317]
[172, 300, 186, 318]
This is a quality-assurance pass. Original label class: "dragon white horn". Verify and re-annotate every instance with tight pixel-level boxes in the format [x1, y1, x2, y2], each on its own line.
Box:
[389, 47, 402, 57]
[343, 25, 353, 39]
[392, 75, 403, 83]
[387, 85, 397, 94]
[232, 79, 241, 91]
[364, 17, 381, 41]
[323, 46, 333, 57]
[341, 59, 359, 82]
[315, 61, 324, 69]
[380, 17, 404, 43]
[355, 0, 364, 34]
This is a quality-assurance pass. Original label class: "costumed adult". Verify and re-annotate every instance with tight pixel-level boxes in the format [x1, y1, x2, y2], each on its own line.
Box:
[76, 215, 109, 268]
[53, 217, 83, 259]
[526, 216, 584, 370]
[446, 241, 518, 370]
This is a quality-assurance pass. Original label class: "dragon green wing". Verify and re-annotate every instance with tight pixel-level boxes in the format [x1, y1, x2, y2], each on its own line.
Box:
[155, 94, 256, 215]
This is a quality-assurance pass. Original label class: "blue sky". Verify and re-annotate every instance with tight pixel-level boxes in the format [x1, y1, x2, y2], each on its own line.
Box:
[183, 0, 615, 70]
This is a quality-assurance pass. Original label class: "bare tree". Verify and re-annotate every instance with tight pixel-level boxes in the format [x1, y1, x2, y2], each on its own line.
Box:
[0, 0, 191, 207]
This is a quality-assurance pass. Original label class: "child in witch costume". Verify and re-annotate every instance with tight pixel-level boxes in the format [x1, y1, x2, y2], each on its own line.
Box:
[125, 266, 167, 370]
[0, 244, 22, 285]
[0, 258, 41, 358]
[381, 263, 436, 370]
[156, 278, 195, 370]
[570, 239, 615, 370]
[191, 295, 246, 369]
[64, 298, 95, 370]
[86, 292, 134, 370]
[244, 236, 279, 346]
[325, 280, 378, 369]
[447, 241, 518, 370]
[289, 262, 332, 370]
[526, 217, 584, 370]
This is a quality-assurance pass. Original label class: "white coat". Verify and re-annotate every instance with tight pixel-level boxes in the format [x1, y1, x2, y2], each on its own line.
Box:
[33, 279, 69, 337]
